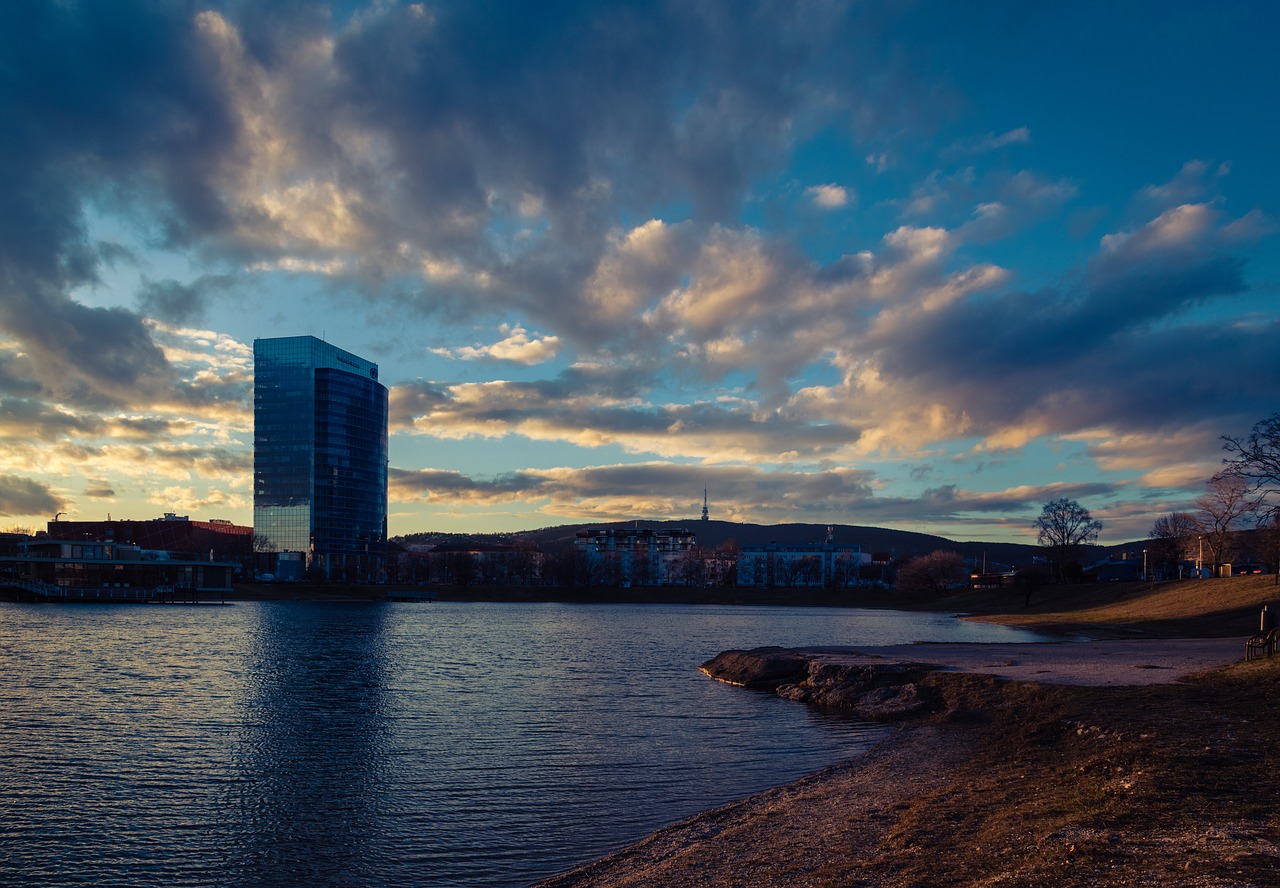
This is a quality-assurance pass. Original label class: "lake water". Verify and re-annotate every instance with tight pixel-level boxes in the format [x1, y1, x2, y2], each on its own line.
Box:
[0, 600, 1038, 886]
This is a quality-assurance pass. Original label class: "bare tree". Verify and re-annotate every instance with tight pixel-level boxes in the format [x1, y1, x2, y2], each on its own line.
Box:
[1147, 511, 1199, 578]
[668, 547, 704, 587]
[895, 550, 968, 596]
[1220, 413, 1280, 521]
[1254, 515, 1280, 585]
[1195, 474, 1259, 574]
[1034, 498, 1102, 583]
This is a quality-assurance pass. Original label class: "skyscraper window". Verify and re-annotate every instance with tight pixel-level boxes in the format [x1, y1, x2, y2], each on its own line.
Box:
[253, 336, 389, 582]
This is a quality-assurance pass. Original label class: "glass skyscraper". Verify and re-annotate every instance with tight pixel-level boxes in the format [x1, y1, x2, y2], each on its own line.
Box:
[253, 336, 389, 581]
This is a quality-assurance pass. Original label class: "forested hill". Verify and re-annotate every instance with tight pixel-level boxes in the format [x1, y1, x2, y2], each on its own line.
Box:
[393, 519, 1102, 570]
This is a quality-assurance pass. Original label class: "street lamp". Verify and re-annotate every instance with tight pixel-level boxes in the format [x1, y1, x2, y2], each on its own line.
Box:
[1143, 548, 1148, 582]
[1197, 536, 1203, 575]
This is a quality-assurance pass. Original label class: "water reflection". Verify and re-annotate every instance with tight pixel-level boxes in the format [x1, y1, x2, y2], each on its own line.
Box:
[224, 602, 391, 886]
[0, 601, 1041, 887]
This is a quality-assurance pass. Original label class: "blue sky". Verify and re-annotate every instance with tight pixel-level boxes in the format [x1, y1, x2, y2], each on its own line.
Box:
[1, 0, 1276, 544]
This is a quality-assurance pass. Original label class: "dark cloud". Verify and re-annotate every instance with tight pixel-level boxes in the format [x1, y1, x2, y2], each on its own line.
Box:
[0, 398, 100, 442]
[0, 473, 64, 518]
[0, 0, 235, 405]
[391, 371, 860, 462]
[324, 1, 949, 337]
[866, 209, 1264, 438]
[137, 275, 236, 325]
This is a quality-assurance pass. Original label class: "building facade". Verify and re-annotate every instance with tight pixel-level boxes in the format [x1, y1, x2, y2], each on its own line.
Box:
[2, 538, 236, 600]
[574, 527, 697, 586]
[253, 336, 389, 582]
[48, 514, 252, 565]
[736, 539, 871, 588]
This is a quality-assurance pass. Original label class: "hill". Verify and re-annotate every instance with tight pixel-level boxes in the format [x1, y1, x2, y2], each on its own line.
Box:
[395, 519, 1107, 570]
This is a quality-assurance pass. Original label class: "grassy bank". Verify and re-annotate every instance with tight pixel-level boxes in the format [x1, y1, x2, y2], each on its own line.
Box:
[951, 575, 1280, 638]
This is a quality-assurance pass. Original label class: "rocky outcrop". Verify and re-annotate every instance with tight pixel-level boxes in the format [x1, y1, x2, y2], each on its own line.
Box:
[699, 647, 810, 689]
[702, 647, 938, 721]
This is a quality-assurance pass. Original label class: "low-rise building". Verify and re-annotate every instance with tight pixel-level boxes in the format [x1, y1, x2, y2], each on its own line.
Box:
[574, 527, 697, 586]
[48, 514, 253, 564]
[736, 533, 871, 588]
[1, 537, 237, 601]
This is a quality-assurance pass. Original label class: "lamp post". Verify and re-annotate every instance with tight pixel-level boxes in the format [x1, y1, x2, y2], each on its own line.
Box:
[1197, 536, 1203, 575]
[1143, 548, 1148, 582]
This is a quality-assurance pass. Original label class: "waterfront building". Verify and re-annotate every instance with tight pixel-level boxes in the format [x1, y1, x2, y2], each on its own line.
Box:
[47, 513, 253, 565]
[736, 530, 871, 588]
[0, 538, 236, 601]
[574, 527, 697, 586]
[253, 336, 389, 582]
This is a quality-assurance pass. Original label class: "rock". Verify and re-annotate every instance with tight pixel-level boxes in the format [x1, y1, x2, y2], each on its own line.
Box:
[703, 649, 938, 720]
[699, 647, 810, 689]
[855, 683, 927, 720]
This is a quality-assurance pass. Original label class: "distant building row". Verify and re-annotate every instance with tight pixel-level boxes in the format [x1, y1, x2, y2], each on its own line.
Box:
[397, 526, 878, 589]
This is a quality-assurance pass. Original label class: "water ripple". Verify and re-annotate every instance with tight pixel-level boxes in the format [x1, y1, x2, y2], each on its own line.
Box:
[0, 600, 1037, 886]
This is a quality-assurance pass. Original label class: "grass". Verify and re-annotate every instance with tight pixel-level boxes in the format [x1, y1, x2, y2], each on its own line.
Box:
[937, 575, 1280, 638]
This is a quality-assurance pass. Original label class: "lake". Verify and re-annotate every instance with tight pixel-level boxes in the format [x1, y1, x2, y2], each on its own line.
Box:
[0, 600, 1038, 886]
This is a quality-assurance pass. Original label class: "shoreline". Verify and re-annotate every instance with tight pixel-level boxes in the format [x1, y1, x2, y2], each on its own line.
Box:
[538, 661, 1280, 886]
[536, 608, 1279, 885]
[536, 723, 978, 887]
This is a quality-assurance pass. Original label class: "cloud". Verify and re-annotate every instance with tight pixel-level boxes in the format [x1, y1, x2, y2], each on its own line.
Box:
[136, 275, 240, 325]
[147, 486, 249, 514]
[387, 190, 1273, 476]
[1135, 160, 1229, 213]
[805, 184, 851, 209]
[1, 2, 1275, 543]
[388, 461, 1124, 531]
[944, 126, 1030, 157]
[432, 324, 562, 365]
[0, 473, 64, 518]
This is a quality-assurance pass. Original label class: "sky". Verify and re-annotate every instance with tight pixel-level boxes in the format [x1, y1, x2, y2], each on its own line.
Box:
[1, 0, 1277, 545]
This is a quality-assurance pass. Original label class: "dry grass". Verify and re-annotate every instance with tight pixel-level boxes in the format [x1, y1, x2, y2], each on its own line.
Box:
[852, 656, 1280, 886]
[942, 575, 1280, 638]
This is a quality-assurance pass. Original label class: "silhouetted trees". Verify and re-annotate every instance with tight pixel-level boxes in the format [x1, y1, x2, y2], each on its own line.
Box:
[1221, 413, 1280, 522]
[1147, 511, 1199, 577]
[1034, 498, 1102, 583]
[895, 550, 967, 596]
[1194, 474, 1258, 573]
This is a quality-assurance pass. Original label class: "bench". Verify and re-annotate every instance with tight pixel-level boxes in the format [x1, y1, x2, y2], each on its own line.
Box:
[1245, 627, 1279, 661]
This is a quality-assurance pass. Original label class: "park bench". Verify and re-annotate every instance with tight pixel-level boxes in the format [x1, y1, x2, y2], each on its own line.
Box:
[1245, 627, 1279, 661]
